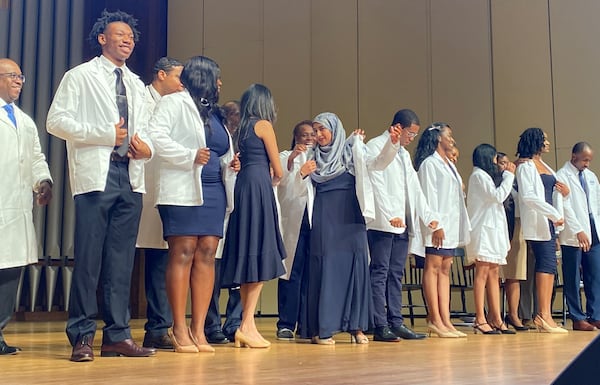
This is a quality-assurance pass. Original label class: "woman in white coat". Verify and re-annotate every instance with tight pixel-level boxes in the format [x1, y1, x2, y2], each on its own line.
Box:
[148, 56, 237, 352]
[414, 123, 470, 338]
[516, 127, 568, 333]
[275, 120, 317, 340]
[466, 144, 515, 334]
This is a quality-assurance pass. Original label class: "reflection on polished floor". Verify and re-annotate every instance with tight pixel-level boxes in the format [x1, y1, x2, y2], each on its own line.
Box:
[1, 317, 595, 385]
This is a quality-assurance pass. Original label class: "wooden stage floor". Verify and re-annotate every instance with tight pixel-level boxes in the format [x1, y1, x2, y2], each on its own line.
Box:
[1, 317, 595, 385]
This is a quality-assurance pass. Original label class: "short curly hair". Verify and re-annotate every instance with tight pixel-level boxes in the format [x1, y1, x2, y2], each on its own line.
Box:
[88, 9, 140, 53]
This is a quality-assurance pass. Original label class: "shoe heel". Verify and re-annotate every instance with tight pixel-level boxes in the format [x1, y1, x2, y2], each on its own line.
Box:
[100, 351, 120, 357]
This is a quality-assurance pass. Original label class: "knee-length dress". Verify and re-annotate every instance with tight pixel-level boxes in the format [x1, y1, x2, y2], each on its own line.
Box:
[221, 118, 286, 287]
[307, 172, 372, 338]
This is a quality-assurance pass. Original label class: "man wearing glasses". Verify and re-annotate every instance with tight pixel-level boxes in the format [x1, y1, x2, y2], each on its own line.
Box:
[366, 109, 438, 341]
[0, 58, 53, 355]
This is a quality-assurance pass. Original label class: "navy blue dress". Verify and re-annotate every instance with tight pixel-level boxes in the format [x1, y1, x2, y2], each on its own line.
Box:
[306, 172, 372, 338]
[221, 118, 286, 287]
[158, 112, 229, 238]
[528, 173, 558, 274]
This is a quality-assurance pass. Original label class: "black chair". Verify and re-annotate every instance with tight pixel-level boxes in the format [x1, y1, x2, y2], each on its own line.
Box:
[450, 249, 475, 326]
[402, 254, 427, 326]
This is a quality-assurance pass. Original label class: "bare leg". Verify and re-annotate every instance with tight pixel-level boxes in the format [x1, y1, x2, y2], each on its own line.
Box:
[473, 261, 492, 331]
[166, 236, 197, 346]
[505, 279, 524, 327]
[438, 256, 455, 331]
[423, 254, 447, 331]
[240, 282, 265, 341]
[189, 236, 218, 345]
[536, 272, 558, 327]
[485, 264, 504, 328]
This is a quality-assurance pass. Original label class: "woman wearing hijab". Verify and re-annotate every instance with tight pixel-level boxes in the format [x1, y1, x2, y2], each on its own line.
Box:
[306, 112, 401, 344]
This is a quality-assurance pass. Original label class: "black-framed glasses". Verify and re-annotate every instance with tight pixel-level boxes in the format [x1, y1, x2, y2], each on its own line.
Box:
[0, 72, 25, 83]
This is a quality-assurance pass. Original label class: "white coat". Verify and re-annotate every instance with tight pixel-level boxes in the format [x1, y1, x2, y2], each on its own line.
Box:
[0, 103, 52, 269]
[417, 151, 471, 249]
[365, 132, 438, 256]
[466, 167, 514, 264]
[516, 159, 561, 241]
[46, 56, 151, 196]
[557, 161, 600, 247]
[136, 85, 166, 249]
[147, 90, 207, 206]
[277, 149, 314, 279]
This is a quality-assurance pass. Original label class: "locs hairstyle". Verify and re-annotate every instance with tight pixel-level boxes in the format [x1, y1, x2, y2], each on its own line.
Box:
[413, 122, 451, 171]
[516, 127, 545, 159]
[180, 56, 222, 125]
[473, 143, 502, 187]
[290, 120, 314, 150]
[88, 9, 140, 53]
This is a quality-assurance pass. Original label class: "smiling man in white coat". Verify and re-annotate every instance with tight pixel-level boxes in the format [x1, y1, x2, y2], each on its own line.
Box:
[47, 10, 154, 361]
[0, 58, 52, 355]
[557, 142, 600, 331]
[366, 109, 438, 341]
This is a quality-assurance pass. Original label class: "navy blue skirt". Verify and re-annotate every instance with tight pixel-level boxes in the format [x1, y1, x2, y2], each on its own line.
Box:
[158, 181, 226, 239]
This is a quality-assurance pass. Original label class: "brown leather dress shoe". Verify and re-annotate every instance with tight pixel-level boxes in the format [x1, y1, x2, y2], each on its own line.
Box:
[100, 339, 157, 357]
[586, 319, 600, 330]
[70, 334, 94, 362]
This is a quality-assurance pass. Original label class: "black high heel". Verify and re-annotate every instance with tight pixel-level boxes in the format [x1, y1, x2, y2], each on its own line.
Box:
[491, 322, 516, 335]
[504, 315, 529, 331]
[473, 323, 501, 335]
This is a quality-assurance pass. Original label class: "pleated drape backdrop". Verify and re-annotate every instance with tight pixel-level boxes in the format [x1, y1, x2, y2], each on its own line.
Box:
[1, 0, 84, 264]
[1, 0, 166, 315]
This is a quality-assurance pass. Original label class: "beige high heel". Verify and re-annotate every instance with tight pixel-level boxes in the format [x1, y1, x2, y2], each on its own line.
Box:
[427, 322, 459, 338]
[234, 329, 271, 348]
[533, 314, 568, 334]
[188, 328, 215, 353]
[168, 328, 199, 353]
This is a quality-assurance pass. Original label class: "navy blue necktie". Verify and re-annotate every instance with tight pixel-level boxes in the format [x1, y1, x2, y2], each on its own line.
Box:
[3, 104, 16, 127]
[114, 68, 129, 156]
[579, 170, 591, 214]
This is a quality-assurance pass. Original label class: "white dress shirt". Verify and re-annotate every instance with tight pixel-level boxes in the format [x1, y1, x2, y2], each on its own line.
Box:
[46, 55, 151, 195]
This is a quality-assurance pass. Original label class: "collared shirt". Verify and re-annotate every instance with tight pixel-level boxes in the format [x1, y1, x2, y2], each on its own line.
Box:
[47, 55, 150, 196]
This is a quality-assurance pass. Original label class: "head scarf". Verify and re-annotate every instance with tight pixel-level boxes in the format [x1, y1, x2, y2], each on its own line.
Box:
[311, 112, 354, 184]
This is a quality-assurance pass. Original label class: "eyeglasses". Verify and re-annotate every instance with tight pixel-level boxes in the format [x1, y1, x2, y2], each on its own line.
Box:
[0, 72, 25, 83]
[405, 131, 418, 138]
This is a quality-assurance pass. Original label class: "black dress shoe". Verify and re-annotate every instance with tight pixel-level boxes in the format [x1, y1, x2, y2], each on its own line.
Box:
[391, 324, 427, 340]
[373, 326, 401, 342]
[206, 330, 229, 344]
[0, 340, 19, 355]
[143, 333, 174, 349]
[70, 334, 94, 362]
[100, 339, 156, 357]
